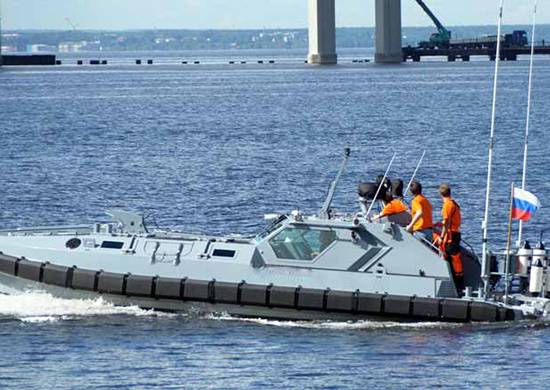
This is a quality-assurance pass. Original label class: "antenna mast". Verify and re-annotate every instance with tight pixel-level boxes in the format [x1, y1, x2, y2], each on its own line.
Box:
[320, 148, 351, 219]
[365, 153, 397, 217]
[404, 150, 426, 197]
[481, 0, 505, 298]
[518, 0, 538, 244]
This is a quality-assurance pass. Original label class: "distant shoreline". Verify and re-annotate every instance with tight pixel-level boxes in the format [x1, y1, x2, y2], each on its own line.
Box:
[3, 25, 549, 53]
[5, 24, 550, 32]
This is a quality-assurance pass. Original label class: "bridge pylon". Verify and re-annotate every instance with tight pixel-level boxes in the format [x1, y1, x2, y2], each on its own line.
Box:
[307, 0, 337, 65]
[375, 0, 402, 63]
[307, 0, 402, 65]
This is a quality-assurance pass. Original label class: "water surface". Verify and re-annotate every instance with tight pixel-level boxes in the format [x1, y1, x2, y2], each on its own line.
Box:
[1, 52, 550, 389]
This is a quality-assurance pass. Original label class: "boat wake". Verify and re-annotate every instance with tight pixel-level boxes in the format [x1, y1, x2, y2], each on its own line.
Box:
[0, 291, 174, 323]
[208, 314, 462, 330]
[0, 292, 530, 329]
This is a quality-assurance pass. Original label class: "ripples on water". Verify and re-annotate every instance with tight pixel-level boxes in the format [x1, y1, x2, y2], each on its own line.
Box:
[1, 292, 550, 389]
[1, 52, 550, 388]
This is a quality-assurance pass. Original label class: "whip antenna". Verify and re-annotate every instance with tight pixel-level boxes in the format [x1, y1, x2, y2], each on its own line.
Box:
[404, 150, 426, 197]
[366, 153, 397, 218]
[481, 0, 505, 298]
[320, 147, 351, 219]
[518, 0, 538, 245]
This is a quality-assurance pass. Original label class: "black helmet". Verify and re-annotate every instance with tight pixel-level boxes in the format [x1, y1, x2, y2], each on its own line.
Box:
[391, 179, 404, 198]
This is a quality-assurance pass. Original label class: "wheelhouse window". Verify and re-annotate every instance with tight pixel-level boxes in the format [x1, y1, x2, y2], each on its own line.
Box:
[268, 226, 337, 261]
[101, 241, 124, 249]
[212, 249, 236, 258]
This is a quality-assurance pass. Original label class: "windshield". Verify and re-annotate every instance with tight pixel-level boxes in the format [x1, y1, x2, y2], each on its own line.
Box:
[255, 215, 288, 242]
[268, 226, 337, 261]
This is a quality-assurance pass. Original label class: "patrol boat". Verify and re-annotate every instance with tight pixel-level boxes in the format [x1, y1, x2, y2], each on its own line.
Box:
[0, 149, 548, 323]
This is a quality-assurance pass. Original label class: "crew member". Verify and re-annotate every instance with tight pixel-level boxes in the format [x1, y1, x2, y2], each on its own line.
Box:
[373, 191, 411, 227]
[391, 179, 405, 202]
[405, 180, 433, 243]
[435, 184, 464, 293]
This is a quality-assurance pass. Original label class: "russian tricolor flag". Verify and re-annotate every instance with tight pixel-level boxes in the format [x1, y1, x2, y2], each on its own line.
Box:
[512, 187, 541, 221]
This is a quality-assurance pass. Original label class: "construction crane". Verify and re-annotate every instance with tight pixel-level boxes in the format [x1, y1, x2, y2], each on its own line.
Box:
[65, 18, 79, 31]
[415, 0, 451, 48]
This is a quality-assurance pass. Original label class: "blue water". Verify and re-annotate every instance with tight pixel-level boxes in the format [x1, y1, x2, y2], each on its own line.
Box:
[2, 52, 550, 389]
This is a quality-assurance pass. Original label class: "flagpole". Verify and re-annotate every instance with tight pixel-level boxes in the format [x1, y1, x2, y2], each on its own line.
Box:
[518, 0, 538, 245]
[481, 0, 505, 299]
[504, 183, 515, 303]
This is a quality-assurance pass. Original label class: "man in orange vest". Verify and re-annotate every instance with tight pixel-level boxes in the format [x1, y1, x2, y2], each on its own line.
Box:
[406, 180, 433, 243]
[372, 191, 411, 227]
[434, 183, 464, 294]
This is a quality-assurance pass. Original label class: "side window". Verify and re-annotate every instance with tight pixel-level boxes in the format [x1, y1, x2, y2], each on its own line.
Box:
[101, 241, 124, 249]
[269, 226, 337, 261]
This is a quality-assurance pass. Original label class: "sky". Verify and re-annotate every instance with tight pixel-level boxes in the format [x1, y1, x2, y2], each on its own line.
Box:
[1, 0, 548, 30]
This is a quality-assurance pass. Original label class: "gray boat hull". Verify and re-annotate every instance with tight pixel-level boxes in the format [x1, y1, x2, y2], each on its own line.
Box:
[0, 254, 519, 323]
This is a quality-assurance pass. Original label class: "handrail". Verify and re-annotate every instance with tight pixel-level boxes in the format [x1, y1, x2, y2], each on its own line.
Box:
[0, 225, 92, 234]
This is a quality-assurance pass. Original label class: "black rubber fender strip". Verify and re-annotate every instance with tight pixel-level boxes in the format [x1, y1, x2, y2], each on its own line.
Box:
[269, 285, 297, 309]
[326, 290, 355, 312]
[322, 288, 330, 311]
[37, 262, 46, 282]
[265, 283, 273, 306]
[383, 295, 412, 316]
[155, 277, 184, 299]
[411, 296, 441, 319]
[297, 287, 325, 310]
[15, 259, 44, 282]
[97, 271, 127, 295]
[126, 275, 154, 297]
[183, 279, 211, 302]
[43, 263, 72, 288]
[236, 281, 245, 305]
[441, 299, 470, 321]
[212, 281, 240, 304]
[352, 290, 360, 313]
[470, 301, 498, 322]
[71, 268, 100, 292]
[0, 254, 513, 323]
[498, 306, 516, 321]
[93, 271, 99, 291]
[15, 259, 20, 276]
[0, 254, 20, 276]
[380, 293, 386, 314]
[356, 292, 384, 314]
[67, 267, 76, 288]
[240, 283, 268, 306]
[208, 279, 216, 303]
[151, 276, 159, 298]
[295, 286, 302, 309]
[123, 274, 129, 295]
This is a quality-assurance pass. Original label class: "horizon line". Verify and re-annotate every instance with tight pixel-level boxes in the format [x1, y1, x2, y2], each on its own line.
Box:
[3, 23, 546, 33]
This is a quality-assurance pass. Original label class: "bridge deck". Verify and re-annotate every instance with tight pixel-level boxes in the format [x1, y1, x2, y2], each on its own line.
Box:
[403, 46, 550, 62]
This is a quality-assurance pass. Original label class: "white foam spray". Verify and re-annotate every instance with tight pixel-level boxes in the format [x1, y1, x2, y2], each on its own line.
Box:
[208, 314, 462, 330]
[0, 291, 174, 323]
